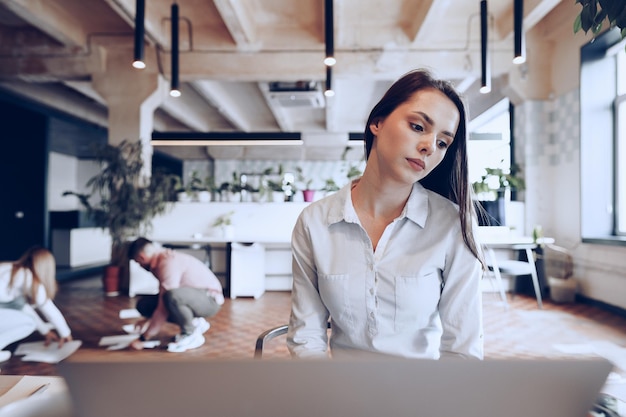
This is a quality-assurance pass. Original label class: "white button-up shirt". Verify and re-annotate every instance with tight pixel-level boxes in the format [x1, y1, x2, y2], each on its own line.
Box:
[287, 181, 483, 360]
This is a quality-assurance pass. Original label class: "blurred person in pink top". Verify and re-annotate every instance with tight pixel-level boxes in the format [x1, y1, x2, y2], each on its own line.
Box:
[128, 237, 224, 352]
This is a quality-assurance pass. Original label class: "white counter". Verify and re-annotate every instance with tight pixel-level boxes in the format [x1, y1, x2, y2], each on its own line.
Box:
[150, 201, 308, 244]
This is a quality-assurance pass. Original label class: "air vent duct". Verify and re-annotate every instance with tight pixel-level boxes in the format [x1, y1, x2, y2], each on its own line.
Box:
[266, 81, 325, 108]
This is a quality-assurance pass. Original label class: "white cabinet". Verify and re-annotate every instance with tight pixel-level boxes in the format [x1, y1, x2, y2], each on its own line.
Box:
[52, 228, 111, 267]
[230, 242, 265, 299]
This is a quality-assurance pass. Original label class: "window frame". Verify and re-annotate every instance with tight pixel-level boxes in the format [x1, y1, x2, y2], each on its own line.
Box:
[580, 28, 626, 246]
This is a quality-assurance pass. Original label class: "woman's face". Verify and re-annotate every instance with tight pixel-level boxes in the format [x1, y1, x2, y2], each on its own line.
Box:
[369, 87, 460, 184]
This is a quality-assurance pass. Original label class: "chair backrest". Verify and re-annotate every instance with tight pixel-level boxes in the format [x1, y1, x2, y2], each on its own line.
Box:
[543, 243, 574, 279]
[254, 324, 289, 359]
[254, 322, 331, 359]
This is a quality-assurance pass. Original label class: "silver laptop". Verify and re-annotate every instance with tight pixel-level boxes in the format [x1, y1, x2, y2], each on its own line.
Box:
[58, 357, 612, 417]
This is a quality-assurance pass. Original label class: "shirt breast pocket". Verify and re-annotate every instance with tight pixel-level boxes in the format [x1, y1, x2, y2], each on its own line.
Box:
[395, 270, 442, 332]
[318, 273, 352, 325]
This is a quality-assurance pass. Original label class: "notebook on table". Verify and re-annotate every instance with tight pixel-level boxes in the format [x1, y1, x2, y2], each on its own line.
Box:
[58, 356, 613, 417]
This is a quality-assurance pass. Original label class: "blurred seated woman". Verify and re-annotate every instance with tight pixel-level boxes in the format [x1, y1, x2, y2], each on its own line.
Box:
[0, 246, 72, 362]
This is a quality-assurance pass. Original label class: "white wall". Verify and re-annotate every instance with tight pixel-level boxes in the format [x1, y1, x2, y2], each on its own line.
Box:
[48, 152, 79, 210]
[48, 152, 101, 211]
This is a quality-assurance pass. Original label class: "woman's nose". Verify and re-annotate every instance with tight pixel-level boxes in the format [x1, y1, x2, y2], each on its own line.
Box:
[417, 135, 435, 156]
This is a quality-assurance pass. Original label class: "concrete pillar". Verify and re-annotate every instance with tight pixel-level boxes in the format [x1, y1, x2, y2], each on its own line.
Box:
[92, 47, 167, 174]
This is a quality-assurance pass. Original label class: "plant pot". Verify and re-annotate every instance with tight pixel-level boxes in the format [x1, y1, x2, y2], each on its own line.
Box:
[177, 191, 192, 202]
[302, 189, 315, 202]
[271, 191, 285, 203]
[196, 191, 211, 202]
[103, 265, 120, 297]
[221, 225, 235, 240]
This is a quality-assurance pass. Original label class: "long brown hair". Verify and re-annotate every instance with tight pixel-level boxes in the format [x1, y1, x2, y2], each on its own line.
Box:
[11, 246, 57, 302]
[363, 69, 484, 267]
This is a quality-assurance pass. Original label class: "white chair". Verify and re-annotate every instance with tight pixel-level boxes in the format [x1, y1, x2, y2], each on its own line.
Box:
[485, 243, 543, 309]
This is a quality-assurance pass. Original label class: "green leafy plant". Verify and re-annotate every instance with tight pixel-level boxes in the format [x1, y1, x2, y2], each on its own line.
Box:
[63, 140, 177, 266]
[472, 166, 526, 200]
[213, 211, 234, 227]
[346, 164, 363, 180]
[321, 178, 340, 193]
[189, 170, 206, 191]
[574, 0, 626, 52]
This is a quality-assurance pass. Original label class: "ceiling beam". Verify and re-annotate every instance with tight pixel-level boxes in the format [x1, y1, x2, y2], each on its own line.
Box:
[213, 0, 259, 50]
[0, 0, 90, 46]
[494, 0, 561, 39]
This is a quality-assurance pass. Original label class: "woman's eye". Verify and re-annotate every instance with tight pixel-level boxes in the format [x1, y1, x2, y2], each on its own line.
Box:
[410, 123, 424, 132]
[437, 140, 449, 149]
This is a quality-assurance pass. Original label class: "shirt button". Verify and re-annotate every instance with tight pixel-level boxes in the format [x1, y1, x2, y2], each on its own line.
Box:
[369, 288, 374, 295]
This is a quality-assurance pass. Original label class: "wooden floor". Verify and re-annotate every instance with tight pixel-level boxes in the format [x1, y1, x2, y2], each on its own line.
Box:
[2, 275, 626, 376]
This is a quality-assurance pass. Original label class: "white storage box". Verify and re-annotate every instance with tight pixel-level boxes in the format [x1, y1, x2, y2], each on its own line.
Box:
[548, 276, 577, 303]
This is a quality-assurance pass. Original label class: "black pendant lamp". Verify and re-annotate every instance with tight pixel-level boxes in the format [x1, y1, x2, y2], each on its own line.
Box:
[513, 0, 526, 64]
[325, 66, 335, 97]
[132, 0, 146, 69]
[480, 0, 491, 94]
[170, 3, 181, 97]
[324, 0, 336, 66]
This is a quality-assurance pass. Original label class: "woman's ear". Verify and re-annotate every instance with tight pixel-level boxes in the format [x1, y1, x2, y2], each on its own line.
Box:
[369, 119, 380, 135]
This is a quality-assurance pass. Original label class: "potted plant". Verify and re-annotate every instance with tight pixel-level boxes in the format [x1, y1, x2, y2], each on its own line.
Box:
[295, 167, 316, 202]
[266, 179, 285, 202]
[321, 178, 340, 197]
[472, 166, 526, 201]
[205, 175, 219, 201]
[213, 211, 235, 239]
[187, 170, 212, 202]
[63, 140, 177, 295]
[173, 175, 193, 202]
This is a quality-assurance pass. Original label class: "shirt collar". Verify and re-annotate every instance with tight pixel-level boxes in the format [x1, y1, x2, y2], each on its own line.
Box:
[326, 181, 431, 228]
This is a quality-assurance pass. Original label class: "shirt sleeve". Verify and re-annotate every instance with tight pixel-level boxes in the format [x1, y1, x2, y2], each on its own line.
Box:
[26, 276, 72, 338]
[286, 212, 331, 359]
[34, 298, 72, 338]
[438, 226, 484, 360]
[20, 303, 53, 336]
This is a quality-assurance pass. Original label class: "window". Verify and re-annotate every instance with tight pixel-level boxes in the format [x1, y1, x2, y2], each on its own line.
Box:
[580, 29, 626, 244]
[616, 51, 626, 235]
[468, 99, 512, 193]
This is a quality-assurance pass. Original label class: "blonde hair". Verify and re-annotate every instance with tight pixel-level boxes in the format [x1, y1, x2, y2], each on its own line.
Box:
[11, 246, 57, 302]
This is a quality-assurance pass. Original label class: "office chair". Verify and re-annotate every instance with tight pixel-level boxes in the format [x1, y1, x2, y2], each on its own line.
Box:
[254, 322, 331, 359]
[254, 324, 289, 359]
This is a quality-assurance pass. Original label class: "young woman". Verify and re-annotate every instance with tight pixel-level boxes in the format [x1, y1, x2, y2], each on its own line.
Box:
[287, 69, 484, 359]
[0, 247, 72, 362]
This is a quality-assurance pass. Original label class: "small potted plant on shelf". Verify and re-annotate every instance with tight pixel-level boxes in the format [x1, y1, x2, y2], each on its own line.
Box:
[213, 211, 235, 239]
[295, 167, 316, 202]
[188, 170, 212, 202]
[321, 178, 340, 197]
[173, 176, 192, 202]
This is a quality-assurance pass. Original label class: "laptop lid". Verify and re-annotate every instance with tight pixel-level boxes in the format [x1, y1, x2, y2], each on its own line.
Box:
[58, 357, 613, 417]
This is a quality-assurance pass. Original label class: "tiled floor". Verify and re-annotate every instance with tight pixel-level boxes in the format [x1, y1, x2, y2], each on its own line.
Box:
[2, 275, 626, 377]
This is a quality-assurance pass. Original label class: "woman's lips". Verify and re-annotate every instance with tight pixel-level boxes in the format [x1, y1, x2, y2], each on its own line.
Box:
[407, 158, 425, 171]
